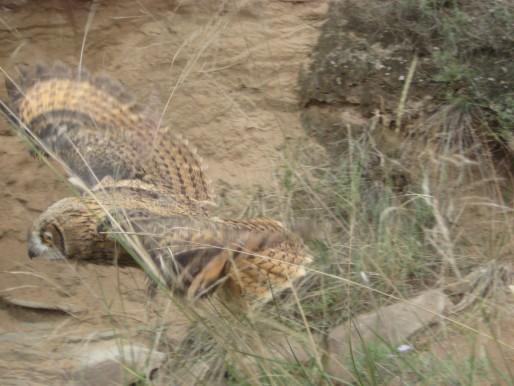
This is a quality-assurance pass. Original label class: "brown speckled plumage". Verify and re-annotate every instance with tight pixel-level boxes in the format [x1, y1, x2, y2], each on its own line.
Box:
[5, 61, 312, 303]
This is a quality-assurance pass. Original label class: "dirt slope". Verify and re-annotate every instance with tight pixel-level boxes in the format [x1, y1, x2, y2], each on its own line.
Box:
[0, 1, 328, 384]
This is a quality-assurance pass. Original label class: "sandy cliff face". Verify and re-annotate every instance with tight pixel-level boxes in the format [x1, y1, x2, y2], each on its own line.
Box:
[0, 1, 328, 383]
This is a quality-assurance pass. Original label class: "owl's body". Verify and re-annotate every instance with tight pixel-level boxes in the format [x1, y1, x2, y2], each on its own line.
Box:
[4, 61, 311, 302]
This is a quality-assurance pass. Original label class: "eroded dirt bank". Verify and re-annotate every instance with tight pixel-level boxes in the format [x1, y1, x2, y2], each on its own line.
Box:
[0, 1, 328, 383]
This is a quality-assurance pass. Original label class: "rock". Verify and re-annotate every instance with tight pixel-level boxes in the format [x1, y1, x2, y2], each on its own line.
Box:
[71, 343, 166, 386]
[324, 290, 452, 384]
[2, 296, 81, 314]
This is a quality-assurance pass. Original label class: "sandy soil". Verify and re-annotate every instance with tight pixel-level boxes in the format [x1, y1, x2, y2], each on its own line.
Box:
[0, 1, 328, 383]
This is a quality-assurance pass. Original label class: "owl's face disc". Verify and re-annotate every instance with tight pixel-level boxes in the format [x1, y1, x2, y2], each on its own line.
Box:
[28, 223, 67, 261]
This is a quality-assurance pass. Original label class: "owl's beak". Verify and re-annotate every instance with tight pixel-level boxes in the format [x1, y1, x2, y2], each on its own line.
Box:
[27, 232, 66, 261]
[28, 241, 39, 259]
[27, 233, 43, 259]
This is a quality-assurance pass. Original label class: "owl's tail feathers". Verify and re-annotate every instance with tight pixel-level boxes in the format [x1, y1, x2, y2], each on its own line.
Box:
[230, 241, 312, 301]
[155, 230, 311, 302]
[177, 232, 284, 299]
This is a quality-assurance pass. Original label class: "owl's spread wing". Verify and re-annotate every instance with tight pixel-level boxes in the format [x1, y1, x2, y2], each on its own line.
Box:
[4, 61, 214, 203]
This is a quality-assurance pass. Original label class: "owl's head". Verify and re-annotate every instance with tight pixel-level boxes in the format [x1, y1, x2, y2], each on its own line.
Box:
[28, 218, 67, 260]
[27, 196, 137, 266]
[28, 197, 106, 262]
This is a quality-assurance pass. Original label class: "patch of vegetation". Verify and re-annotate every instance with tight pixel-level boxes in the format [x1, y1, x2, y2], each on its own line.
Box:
[278, 136, 439, 331]
[345, 338, 498, 386]
[269, 116, 513, 383]
[300, 0, 514, 154]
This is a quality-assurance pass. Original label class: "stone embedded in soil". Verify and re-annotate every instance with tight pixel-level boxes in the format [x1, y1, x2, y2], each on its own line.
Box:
[325, 290, 452, 383]
[71, 343, 166, 386]
[3, 296, 82, 314]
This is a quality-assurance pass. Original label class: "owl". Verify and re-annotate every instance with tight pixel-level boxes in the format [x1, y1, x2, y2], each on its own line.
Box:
[3, 61, 312, 302]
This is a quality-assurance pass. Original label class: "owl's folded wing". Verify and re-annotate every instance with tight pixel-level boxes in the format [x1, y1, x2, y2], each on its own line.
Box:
[110, 209, 311, 301]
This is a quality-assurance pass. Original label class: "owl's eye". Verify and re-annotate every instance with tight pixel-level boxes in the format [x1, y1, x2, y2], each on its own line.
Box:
[42, 231, 53, 245]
